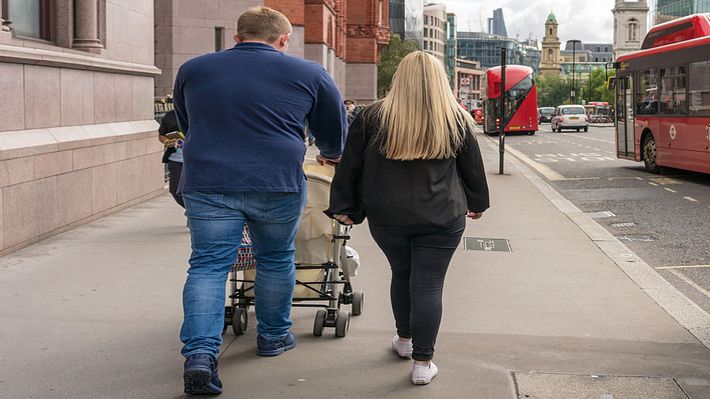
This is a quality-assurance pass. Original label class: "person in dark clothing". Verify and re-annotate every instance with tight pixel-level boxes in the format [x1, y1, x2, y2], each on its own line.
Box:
[158, 109, 184, 208]
[325, 51, 490, 386]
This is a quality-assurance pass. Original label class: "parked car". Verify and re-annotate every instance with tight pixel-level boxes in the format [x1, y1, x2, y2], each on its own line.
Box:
[538, 107, 555, 123]
[551, 105, 589, 132]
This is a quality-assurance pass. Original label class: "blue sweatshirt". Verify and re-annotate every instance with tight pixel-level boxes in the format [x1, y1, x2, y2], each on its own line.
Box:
[173, 42, 347, 193]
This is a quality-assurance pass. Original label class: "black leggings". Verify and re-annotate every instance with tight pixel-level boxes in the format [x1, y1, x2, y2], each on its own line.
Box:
[369, 217, 465, 361]
[167, 160, 185, 208]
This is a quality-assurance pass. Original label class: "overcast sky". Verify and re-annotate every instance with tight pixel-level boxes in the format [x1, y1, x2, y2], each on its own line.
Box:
[441, 0, 616, 45]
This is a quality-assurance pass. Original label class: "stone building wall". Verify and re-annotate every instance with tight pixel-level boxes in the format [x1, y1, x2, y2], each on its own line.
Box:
[0, 0, 163, 254]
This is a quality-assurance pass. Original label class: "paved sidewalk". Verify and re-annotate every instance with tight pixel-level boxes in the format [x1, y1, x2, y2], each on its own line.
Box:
[1, 139, 709, 398]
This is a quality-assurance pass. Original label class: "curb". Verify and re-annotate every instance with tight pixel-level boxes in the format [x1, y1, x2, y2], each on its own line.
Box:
[481, 135, 710, 349]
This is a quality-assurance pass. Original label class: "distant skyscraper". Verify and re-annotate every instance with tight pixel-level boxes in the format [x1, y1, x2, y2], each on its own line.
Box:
[405, 0, 425, 48]
[650, 0, 710, 25]
[487, 8, 508, 37]
[389, 0, 405, 40]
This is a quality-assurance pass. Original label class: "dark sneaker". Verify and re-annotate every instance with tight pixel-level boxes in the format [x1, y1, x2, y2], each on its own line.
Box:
[183, 353, 223, 395]
[256, 332, 297, 357]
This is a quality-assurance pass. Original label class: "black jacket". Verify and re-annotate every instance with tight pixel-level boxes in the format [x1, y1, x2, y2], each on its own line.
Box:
[325, 107, 490, 227]
[159, 110, 180, 163]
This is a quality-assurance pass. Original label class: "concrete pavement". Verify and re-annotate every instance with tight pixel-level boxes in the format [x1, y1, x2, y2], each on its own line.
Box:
[1, 137, 709, 398]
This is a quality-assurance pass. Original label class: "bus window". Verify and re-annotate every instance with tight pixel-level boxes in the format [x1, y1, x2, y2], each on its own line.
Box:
[660, 66, 687, 115]
[689, 61, 710, 115]
[636, 69, 658, 115]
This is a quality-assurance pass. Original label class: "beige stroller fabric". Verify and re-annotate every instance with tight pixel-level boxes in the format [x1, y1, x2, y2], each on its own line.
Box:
[244, 160, 339, 299]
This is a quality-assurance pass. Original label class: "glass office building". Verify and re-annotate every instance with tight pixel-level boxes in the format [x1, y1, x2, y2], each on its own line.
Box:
[404, 0, 424, 48]
[650, 0, 710, 25]
[457, 32, 541, 74]
[389, 0, 405, 40]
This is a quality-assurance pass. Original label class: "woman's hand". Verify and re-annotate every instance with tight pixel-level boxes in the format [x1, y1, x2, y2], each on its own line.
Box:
[467, 211, 484, 220]
[333, 214, 354, 225]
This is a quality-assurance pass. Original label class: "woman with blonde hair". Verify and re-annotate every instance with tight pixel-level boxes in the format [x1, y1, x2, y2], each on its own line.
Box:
[325, 52, 490, 385]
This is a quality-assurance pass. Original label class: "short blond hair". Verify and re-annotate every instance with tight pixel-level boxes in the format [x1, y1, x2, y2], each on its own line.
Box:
[236, 6, 292, 43]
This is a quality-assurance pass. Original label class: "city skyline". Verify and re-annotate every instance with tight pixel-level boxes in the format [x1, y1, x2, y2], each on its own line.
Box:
[441, 0, 616, 44]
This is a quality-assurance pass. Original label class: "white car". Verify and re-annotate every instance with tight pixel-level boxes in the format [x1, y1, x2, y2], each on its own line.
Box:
[551, 105, 589, 132]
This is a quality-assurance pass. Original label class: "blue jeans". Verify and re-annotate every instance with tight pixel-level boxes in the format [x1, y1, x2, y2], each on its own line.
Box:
[180, 179, 307, 358]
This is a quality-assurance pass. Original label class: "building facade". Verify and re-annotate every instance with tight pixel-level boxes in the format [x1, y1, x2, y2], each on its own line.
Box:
[612, 0, 649, 59]
[457, 32, 540, 74]
[487, 8, 508, 37]
[540, 12, 561, 75]
[155, 0, 390, 104]
[423, 3, 446, 65]
[404, 0, 424, 47]
[389, 0, 405, 40]
[446, 12, 457, 89]
[455, 58, 483, 110]
[0, 0, 164, 254]
[650, 0, 710, 24]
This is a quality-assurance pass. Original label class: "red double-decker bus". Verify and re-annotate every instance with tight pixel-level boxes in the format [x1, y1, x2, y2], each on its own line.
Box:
[615, 13, 710, 174]
[482, 65, 538, 135]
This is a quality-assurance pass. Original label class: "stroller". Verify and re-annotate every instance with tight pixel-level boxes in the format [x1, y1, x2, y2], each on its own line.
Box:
[224, 159, 363, 337]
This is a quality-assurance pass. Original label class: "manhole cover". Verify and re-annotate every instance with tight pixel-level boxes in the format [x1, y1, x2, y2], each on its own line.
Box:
[463, 237, 511, 252]
[514, 373, 688, 399]
[611, 222, 636, 228]
[617, 235, 654, 242]
[586, 211, 616, 219]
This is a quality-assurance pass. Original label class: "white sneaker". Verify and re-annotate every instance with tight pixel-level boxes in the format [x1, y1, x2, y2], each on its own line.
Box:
[411, 362, 438, 385]
[391, 335, 413, 358]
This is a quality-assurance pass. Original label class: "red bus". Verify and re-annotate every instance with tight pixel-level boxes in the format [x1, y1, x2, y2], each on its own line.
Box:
[483, 65, 538, 135]
[615, 13, 710, 174]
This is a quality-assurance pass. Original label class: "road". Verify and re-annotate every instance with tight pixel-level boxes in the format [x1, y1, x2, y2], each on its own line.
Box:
[496, 123, 710, 314]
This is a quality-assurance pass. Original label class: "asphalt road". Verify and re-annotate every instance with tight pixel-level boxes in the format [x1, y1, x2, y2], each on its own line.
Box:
[496, 123, 710, 314]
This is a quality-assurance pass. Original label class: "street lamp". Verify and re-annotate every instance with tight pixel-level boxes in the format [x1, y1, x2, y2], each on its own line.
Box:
[569, 39, 581, 103]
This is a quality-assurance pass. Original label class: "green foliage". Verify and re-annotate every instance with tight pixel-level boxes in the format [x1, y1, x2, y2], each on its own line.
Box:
[377, 36, 419, 97]
[536, 74, 570, 107]
[537, 68, 616, 107]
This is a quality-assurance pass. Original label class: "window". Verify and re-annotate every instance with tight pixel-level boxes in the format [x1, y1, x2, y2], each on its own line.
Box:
[547, 48, 553, 62]
[689, 61, 710, 115]
[636, 69, 658, 115]
[628, 19, 639, 42]
[7, 0, 50, 40]
[660, 66, 687, 115]
[214, 27, 224, 51]
[549, 28, 552, 36]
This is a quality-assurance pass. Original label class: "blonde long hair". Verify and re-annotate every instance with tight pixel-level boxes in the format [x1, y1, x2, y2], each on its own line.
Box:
[377, 51, 475, 160]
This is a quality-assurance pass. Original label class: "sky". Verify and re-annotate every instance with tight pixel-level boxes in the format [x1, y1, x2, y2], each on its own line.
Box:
[441, 0, 617, 45]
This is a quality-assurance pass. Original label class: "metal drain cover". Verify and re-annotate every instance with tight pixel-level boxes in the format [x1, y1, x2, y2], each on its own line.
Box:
[586, 211, 616, 219]
[611, 222, 636, 228]
[463, 237, 511, 252]
[514, 373, 688, 399]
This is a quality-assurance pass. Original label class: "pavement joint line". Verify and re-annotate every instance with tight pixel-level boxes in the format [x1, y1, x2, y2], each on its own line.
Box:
[664, 188, 678, 193]
[683, 196, 698, 202]
[669, 269, 710, 300]
[656, 265, 710, 270]
[495, 135, 710, 349]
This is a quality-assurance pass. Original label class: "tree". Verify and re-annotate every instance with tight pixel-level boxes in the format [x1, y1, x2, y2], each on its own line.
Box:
[377, 36, 419, 97]
[536, 74, 570, 107]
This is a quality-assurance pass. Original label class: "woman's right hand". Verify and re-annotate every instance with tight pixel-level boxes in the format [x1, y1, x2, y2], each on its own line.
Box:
[467, 211, 484, 220]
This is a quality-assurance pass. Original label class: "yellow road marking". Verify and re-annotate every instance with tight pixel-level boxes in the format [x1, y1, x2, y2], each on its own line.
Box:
[669, 269, 710, 300]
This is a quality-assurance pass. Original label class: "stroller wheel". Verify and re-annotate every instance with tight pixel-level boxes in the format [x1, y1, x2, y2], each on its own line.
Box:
[351, 292, 364, 316]
[232, 307, 248, 336]
[335, 311, 350, 338]
[313, 309, 327, 337]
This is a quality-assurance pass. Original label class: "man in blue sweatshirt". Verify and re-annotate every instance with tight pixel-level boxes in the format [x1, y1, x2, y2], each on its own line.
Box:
[173, 6, 346, 395]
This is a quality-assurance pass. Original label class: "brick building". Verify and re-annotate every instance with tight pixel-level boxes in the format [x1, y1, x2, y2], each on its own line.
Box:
[155, 0, 390, 103]
[0, 0, 163, 254]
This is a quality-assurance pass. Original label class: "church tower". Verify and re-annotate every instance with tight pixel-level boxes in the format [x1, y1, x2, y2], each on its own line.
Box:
[539, 12, 561, 76]
[612, 0, 649, 60]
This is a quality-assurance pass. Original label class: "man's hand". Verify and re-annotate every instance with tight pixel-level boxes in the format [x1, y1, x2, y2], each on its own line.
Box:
[163, 138, 178, 148]
[467, 211, 484, 220]
[316, 154, 341, 166]
[333, 214, 354, 225]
